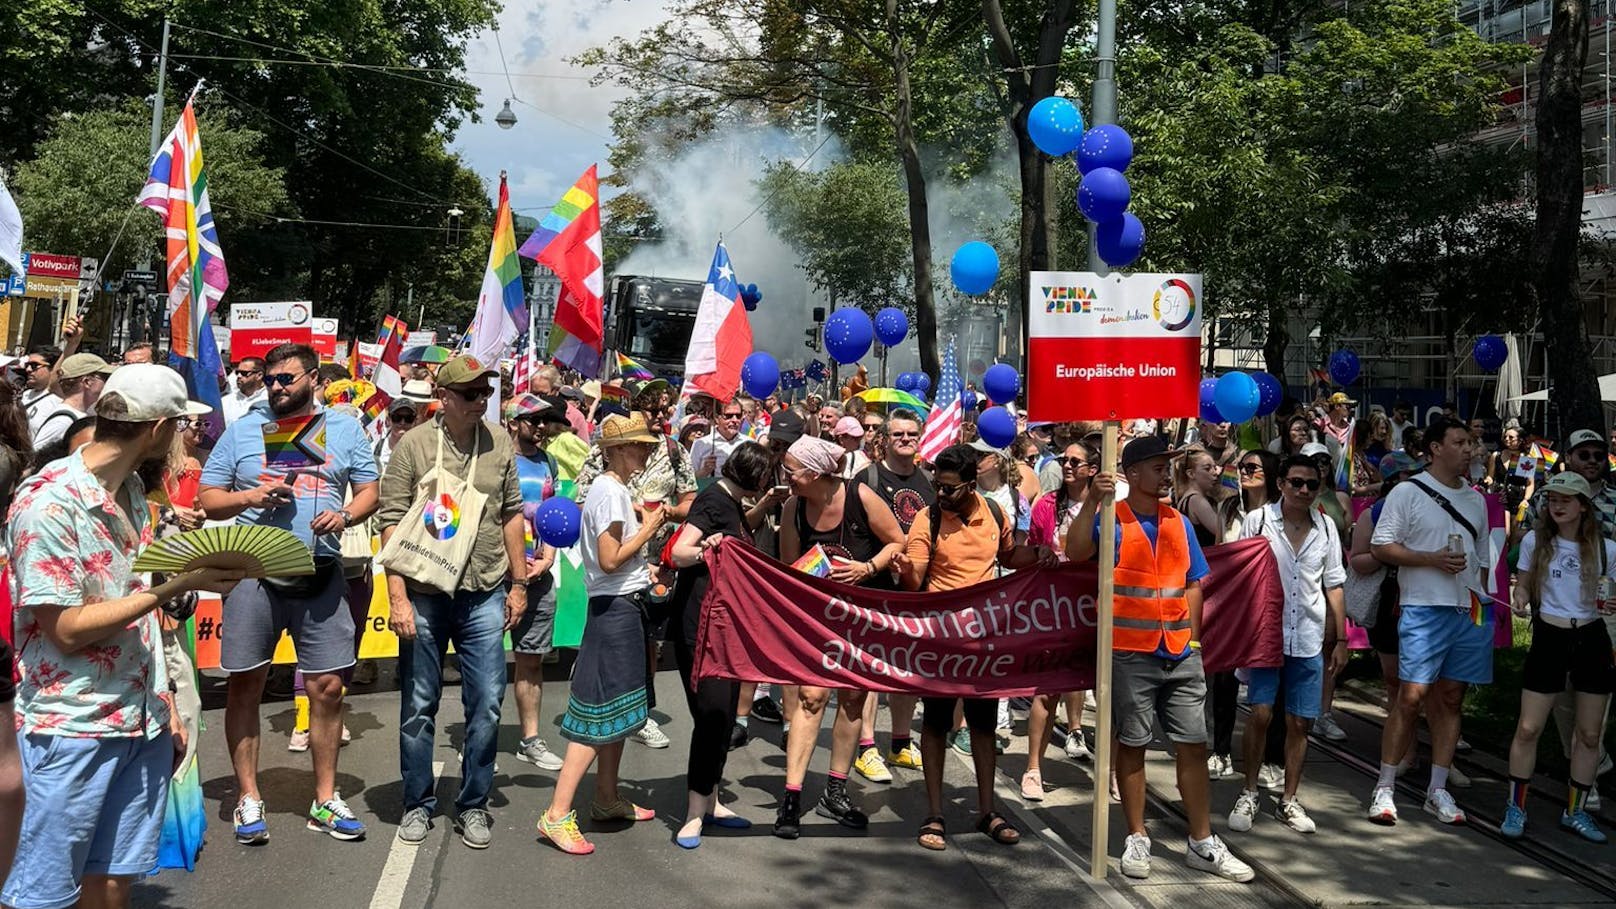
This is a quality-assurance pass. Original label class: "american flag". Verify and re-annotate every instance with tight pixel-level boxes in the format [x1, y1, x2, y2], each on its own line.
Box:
[511, 302, 537, 395]
[918, 337, 962, 462]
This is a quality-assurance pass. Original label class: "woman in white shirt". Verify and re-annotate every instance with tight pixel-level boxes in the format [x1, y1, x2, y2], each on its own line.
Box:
[538, 414, 668, 856]
[1503, 472, 1616, 844]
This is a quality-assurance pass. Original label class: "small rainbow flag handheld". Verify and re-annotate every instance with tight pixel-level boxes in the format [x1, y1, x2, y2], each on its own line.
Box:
[792, 544, 833, 578]
[262, 412, 327, 469]
[600, 384, 632, 405]
[616, 351, 654, 381]
[1467, 588, 1492, 627]
[1219, 462, 1240, 491]
[359, 388, 391, 427]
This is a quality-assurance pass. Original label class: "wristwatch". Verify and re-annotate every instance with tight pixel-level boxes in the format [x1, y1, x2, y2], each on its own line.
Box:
[339, 508, 354, 528]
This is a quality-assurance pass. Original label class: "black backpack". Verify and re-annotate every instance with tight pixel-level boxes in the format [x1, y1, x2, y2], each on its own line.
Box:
[918, 496, 1006, 591]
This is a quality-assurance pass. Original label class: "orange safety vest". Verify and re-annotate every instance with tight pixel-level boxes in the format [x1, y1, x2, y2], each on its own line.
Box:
[1112, 500, 1193, 654]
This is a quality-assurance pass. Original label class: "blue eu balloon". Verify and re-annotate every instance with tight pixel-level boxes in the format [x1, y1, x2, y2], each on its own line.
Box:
[914, 373, 931, 394]
[535, 497, 582, 548]
[1096, 213, 1145, 268]
[1077, 167, 1130, 224]
[1027, 96, 1085, 157]
[824, 308, 874, 365]
[960, 389, 978, 412]
[1198, 377, 1223, 424]
[896, 372, 917, 392]
[950, 241, 1000, 296]
[1473, 335, 1507, 372]
[1214, 372, 1261, 425]
[983, 363, 1020, 405]
[1253, 372, 1283, 417]
[741, 351, 780, 399]
[875, 307, 909, 347]
[1328, 349, 1360, 387]
[1077, 124, 1135, 175]
[977, 406, 1017, 449]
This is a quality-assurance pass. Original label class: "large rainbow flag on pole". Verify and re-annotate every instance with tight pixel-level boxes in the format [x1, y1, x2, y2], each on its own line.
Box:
[519, 165, 604, 377]
[463, 172, 526, 368]
[138, 84, 226, 439]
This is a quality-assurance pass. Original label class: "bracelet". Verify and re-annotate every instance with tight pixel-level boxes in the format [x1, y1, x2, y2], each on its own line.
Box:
[1188, 640, 1202, 650]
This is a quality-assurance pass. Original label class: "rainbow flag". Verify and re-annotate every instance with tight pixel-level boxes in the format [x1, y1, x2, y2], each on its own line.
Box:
[792, 544, 833, 578]
[600, 384, 631, 405]
[1533, 442, 1559, 471]
[616, 351, 654, 381]
[261, 412, 327, 469]
[359, 388, 391, 427]
[1219, 462, 1239, 492]
[520, 166, 605, 377]
[463, 173, 526, 368]
[1468, 588, 1492, 627]
[1334, 422, 1355, 492]
[378, 315, 407, 347]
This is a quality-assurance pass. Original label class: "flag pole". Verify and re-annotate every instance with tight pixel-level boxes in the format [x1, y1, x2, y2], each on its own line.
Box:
[1090, 419, 1119, 880]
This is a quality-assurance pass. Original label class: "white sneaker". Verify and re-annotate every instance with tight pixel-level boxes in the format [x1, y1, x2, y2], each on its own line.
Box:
[635, 717, 671, 749]
[1120, 832, 1152, 879]
[1367, 786, 1398, 825]
[996, 698, 1012, 731]
[1257, 763, 1284, 791]
[1228, 789, 1259, 832]
[1185, 834, 1254, 882]
[516, 736, 565, 771]
[1599, 752, 1613, 777]
[1207, 753, 1228, 779]
[1064, 729, 1092, 761]
[1277, 799, 1316, 834]
[1312, 712, 1348, 742]
[1424, 788, 1466, 825]
[1446, 765, 1472, 789]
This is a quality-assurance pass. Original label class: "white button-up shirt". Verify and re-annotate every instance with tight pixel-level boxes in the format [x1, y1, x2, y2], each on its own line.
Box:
[1240, 503, 1346, 658]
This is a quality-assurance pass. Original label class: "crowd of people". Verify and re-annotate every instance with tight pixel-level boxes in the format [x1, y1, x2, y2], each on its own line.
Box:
[1, 324, 1614, 906]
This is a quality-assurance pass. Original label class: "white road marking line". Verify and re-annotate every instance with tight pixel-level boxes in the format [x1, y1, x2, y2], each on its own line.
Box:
[368, 760, 444, 909]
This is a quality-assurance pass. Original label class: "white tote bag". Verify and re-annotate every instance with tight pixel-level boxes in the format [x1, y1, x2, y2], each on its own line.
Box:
[377, 425, 488, 595]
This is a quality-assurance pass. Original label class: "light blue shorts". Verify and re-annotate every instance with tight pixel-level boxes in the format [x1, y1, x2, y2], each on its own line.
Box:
[1397, 605, 1494, 686]
[1, 732, 171, 909]
[1245, 654, 1325, 719]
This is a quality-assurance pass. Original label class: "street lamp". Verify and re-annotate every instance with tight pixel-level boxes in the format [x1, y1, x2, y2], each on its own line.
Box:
[495, 99, 517, 129]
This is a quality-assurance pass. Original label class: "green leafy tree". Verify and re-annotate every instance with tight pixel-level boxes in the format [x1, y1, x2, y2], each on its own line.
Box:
[759, 158, 913, 305]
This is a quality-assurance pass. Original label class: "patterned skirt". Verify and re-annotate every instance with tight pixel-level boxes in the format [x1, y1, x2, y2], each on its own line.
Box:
[560, 592, 651, 745]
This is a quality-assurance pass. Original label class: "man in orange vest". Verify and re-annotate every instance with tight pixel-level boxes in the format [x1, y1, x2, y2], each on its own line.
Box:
[1069, 435, 1253, 883]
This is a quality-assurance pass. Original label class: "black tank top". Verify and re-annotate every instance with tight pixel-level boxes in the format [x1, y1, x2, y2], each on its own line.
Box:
[794, 480, 891, 587]
[1174, 493, 1219, 548]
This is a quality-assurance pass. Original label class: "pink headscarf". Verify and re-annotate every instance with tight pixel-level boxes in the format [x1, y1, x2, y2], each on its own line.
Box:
[787, 435, 846, 476]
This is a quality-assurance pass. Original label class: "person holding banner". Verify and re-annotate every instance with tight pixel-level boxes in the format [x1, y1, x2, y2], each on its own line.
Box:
[201, 343, 381, 846]
[538, 414, 668, 856]
[1066, 436, 1253, 882]
[665, 441, 778, 848]
[895, 443, 1055, 852]
[774, 435, 907, 838]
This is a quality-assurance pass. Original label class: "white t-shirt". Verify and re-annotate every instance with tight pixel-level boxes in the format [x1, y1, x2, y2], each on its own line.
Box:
[1517, 532, 1616, 623]
[689, 432, 744, 476]
[1371, 474, 1491, 608]
[580, 473, 649, 596]
[22, 389, 60, 428]
[32, 403, 86, 448]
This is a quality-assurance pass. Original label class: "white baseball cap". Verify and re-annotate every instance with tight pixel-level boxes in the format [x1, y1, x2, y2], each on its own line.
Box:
[97, 364, 213, 421]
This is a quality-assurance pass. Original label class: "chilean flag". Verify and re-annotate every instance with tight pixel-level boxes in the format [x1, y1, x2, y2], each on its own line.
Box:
[683, 241, 753, 401]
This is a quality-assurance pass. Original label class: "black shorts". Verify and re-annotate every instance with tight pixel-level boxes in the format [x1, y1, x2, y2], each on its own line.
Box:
[0, 637, 13, 702]
[921, 697, 996, 737]
[1521, 618, 1615, 695]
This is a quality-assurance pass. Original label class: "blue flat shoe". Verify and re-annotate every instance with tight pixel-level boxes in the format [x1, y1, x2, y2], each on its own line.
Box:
[704, 813, 752, 829]
[675, 831, 702, 849]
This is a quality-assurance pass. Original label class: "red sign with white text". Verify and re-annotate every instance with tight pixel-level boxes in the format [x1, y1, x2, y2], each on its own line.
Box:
[232, 327, 313, 360]
[1026, 272, 1202, 422]
[26, 253, 81, 279]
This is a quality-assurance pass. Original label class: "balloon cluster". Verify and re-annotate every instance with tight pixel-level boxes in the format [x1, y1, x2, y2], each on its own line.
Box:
[1198, 371, 1285, 424]
[1028, 97, 1145, 269]
[739, 283, 763, 312]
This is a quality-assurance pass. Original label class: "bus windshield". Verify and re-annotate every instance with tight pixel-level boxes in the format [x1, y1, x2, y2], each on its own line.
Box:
[624, 308, 697, 364]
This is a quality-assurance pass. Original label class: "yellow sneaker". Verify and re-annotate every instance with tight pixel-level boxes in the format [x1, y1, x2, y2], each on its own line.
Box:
[888, 743, 924, 771]
[854, 746, 893, 784]
[538, 810, 595, 855]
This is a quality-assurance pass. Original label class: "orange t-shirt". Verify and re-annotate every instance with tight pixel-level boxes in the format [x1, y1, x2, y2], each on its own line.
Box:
[900, 493, 1015, 592]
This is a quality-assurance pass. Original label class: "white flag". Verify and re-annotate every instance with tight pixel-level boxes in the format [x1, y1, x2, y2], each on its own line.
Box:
[0, 177, 22, 278]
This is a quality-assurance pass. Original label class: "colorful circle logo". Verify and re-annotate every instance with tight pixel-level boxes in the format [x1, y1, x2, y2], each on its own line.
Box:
[1153, 279, 1196, 332]
[425, 493, 461, 540]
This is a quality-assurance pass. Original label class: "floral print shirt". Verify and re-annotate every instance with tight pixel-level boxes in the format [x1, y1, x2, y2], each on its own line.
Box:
[7, 451, 168, 738]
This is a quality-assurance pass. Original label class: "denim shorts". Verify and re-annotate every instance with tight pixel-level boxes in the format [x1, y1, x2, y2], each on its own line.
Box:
[1398, 605, 1494, 686]
[1245, 653, 1325, 719]
[513, 575, 557, 655]
[2, 732, 171, 909]
[221, 567, 355, 675]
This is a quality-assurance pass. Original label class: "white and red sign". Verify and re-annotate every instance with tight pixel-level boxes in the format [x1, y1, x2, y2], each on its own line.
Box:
[312, 317, 339, 357]
[230, 301, 314, 359]
[26, 252, 80, 279]
[356, 342, 382, 375]
[1027, 272, 1202, 422]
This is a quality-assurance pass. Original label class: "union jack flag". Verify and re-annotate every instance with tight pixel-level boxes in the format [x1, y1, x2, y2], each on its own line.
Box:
[918, 337, 962, 463]
[138, 86, 227, 360]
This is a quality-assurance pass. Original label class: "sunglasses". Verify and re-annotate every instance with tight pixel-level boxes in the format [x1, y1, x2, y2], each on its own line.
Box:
[863, 423, 883, 432]
[1019, 455, 1040, 466]
[1285, 478, 1322, 491]
[1055, 456, 1089, 468]
[1573, 449, 1609, 462]
[21, 361, 47, 372]
[1239, 463, 1263, 475]
[392, 409, 417, 425]
[450, 385, 493, 403]
[721, 412, 743, 420]
[936, 480, 973, 495]
[263, 371, 306, 388]
[237, 369, 263, 377]
[176, 417, 196, 431]
[889, 431, 919, 439]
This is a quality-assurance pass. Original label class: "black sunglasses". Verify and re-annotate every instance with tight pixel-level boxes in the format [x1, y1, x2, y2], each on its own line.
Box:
[936, 480, 972, 495]
[1055, 456, 1090, 468]
[21, 361, 47, 372]
[1239, 463, 1263, 475]
[1285, 477, 1322, 491]
[721, 411, 744, 419]
[450, 385, 493, 403]
[392, 409, 417, 425]
[263, 371, 306, 388]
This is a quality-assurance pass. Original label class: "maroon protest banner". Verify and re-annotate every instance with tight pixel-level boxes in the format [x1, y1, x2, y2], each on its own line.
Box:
[694, 537, 1282, 697]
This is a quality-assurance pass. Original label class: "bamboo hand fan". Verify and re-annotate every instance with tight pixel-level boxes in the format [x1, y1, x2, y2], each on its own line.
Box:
[132, 525, 315, 578]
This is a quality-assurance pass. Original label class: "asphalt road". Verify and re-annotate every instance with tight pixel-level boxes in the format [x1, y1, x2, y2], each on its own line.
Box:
[130, 660, 1135, 909]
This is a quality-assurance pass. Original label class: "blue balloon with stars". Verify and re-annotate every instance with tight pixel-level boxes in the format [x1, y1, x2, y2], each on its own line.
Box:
[1328, 349, 1361, 386]
[824, 308, 874, 365]
[896, 372, 918, 393]
[1198, 377, 1223, 424]
[875, 307, 908, 347]
[741, 351, 779, 399]
[535, 497, 582, 548]
[1253, 372, 1283, 417]
[1473, 335, 1507, 372]
[977, 406, 1017, 448]
[1077, 167, 1131, 224]
[1077, 124, 1135, 175]
[1028, 96, 1085, 157]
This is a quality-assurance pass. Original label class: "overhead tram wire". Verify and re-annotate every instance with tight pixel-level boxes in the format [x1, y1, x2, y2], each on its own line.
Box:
[726, 132, 835, 234]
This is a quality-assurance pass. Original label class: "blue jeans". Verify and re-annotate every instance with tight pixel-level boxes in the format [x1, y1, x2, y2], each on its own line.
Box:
[398, 585, 508, 815]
